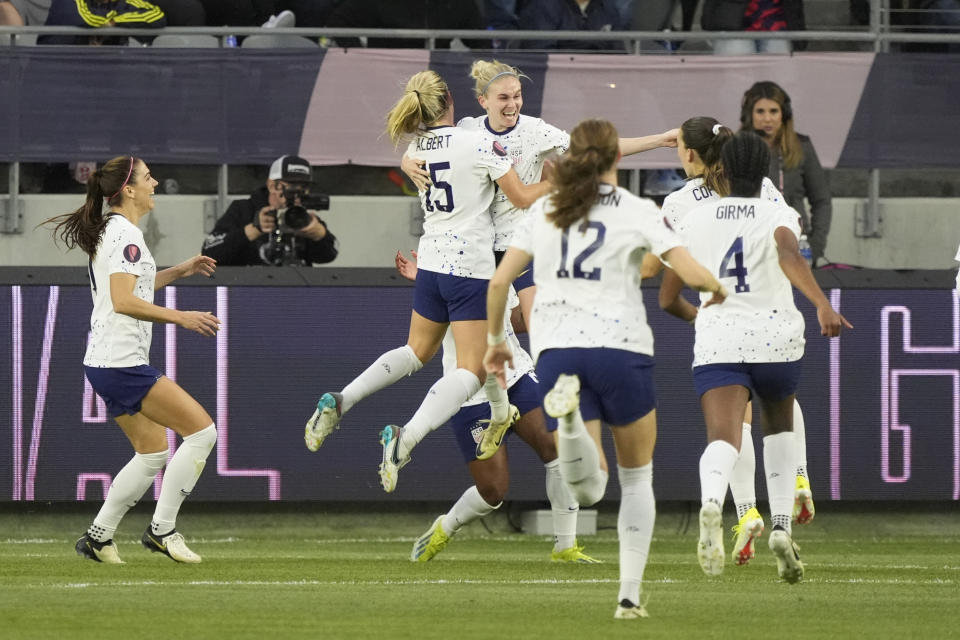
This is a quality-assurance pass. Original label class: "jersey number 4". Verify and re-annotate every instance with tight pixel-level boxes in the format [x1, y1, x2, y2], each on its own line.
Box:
[423, 162, 454, 213]
[719, 236, 750, 293]
[557, 221, 605, 280]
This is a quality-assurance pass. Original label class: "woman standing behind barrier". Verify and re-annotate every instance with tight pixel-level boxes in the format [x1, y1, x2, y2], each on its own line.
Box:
[740, 81, 831, 267]
[403, 59, 679, 329]
[674, 131, 850, 583]
[659, 116, 817, 569]
[484, 118, 726, 619]
[45, 156, 219, 564]
[304, 70, 547, 493]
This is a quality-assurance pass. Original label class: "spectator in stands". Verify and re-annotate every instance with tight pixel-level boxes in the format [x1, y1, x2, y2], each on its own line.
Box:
[0, 0, 50, 26]
[201, 155, 338, 266]
[739, 81, 832, 266]
[514, 0, 625, 50]
[701, 0, 805, 54]
[39, 0, 166, 45]
[323, 0, 486, 49]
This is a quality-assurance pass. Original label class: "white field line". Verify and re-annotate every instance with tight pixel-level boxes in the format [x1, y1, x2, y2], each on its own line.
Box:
[17, 576, 951, 589]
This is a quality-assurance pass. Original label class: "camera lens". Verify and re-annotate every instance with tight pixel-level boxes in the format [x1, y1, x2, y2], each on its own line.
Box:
[282, 205, 312, 230]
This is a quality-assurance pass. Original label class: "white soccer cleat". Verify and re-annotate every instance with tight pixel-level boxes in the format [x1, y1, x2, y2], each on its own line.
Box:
[544, 374, 580, 419]
[305, 392, 342, 452]
[769, 528, 804, 583]
[614, 598, 649, 619]
[142, 526, 202, 564]
[75, 534, 124, 564]
[378, 425, 410, 493]
[697, 501, 725, 577]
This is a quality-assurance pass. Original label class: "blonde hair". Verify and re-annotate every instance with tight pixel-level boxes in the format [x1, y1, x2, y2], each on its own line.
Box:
[469, 59, 528, 98]
[385, 70, 451, 147]
[548, 119, 619, 230]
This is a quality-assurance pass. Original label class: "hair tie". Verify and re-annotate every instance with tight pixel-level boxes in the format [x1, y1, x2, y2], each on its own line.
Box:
[480, 70, 517, 96]
[109, 156, 134, 200]
[712, 124, 723, 136]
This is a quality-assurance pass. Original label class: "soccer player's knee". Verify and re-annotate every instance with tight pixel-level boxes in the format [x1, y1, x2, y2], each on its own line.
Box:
[136, 449, 169, 472]
[402, 344, 424, 373]
[187, 423, 217, 455]
[477, 481, 507, 507]
[571, 470, 608, 507]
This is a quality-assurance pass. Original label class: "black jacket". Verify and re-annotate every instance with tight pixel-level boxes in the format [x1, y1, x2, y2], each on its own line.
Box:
[765, 134, 832, 263]
[515, 0, 625, 51]
[201, 187, 338, 266]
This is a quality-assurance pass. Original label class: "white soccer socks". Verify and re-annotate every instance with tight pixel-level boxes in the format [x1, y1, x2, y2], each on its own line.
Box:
[400, 368, 481, 458]
[546, 459, 579, 552]
[617, 463, 655, 607]
[729, 422, 758, 520]
[340, 344, 424, 414]
[88, 449, 168, 542]
[152, 424, 216, 535]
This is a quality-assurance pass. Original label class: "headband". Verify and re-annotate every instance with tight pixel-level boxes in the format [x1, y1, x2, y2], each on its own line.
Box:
[480, 71, 517, 96]
[109, 157, 135, 200]
[712, 124, 723, 136]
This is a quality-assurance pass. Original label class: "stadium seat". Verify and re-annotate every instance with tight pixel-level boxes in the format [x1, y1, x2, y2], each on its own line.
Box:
[151, 34, 221, 48]
[0, 33, 38, 46]
[240, 34, 317, 49]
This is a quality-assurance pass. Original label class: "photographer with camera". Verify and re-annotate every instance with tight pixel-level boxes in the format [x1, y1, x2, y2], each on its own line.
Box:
[201, 155, 338, 266]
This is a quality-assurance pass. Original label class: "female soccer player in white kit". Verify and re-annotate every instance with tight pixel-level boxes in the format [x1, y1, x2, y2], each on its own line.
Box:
[45, 155, 220, 564]
[659, 117, 817, 568]
[403, 59, 679, 327]
[484, 118, 727, 619]
[304, 70, 547, 492]
[676, 132, 850, 583]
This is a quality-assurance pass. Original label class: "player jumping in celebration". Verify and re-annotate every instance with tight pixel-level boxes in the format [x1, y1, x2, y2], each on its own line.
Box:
[44, 156, 220, 564]
[669, 132, 850, 583]
[659, 116, 818, 567]
[395, 251, 596, 563]
[305, 70, 549, 492]
[485, 118, 726, 619]
[403, 59, 679, 329]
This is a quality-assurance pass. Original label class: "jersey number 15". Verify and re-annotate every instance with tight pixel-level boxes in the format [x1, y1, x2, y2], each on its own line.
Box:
[423, 162, 454, 213]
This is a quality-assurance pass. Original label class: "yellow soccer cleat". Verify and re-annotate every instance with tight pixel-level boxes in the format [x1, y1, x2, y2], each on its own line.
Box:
[410, 515, 451, 562]
[731, 507, 765, 566]
[475, 404, 520, 461]
[793, 476, 815, 525]
[551, 542, 602, 564]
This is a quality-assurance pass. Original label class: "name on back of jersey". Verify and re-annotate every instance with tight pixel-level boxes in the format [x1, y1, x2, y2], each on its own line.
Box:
[416, 134, 453, 152]
[716, 203, 755, 220]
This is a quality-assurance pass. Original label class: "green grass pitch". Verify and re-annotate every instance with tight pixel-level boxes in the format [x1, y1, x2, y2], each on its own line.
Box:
[1, 503, 958, 639]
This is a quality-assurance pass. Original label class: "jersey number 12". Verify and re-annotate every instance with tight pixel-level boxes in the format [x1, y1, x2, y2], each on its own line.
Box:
[557, 221, 605, 280]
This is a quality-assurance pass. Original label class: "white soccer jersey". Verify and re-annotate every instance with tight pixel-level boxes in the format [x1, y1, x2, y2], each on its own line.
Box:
[441, 288, 534, 407]
[407, 125, 513, 279]
[459, 115, 569, 251]
[662, 176, 784, 230]
[679, 197, 804, 366]
[510, 184, 682, 361]
[83, 215, 156, 368]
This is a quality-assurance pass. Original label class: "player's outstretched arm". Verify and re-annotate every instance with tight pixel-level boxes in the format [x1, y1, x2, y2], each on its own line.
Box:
[775, 227, 852, 337]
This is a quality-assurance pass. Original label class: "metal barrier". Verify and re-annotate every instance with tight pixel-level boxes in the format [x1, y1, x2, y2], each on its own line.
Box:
[2, 0, 960, 237]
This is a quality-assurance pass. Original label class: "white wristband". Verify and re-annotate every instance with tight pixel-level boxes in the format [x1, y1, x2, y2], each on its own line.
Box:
[487, 332, 506, 346]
